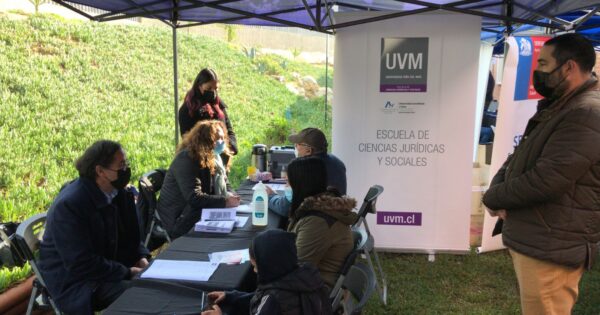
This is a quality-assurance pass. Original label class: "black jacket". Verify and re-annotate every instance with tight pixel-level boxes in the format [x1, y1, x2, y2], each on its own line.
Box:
[314, 153, 347, 195]
[178, 99, 238, 154]
[224, 264, 331, 315]
[222, 230, 331, 315]
[157, 149, 229, 239]
[39, 177, 149, 314]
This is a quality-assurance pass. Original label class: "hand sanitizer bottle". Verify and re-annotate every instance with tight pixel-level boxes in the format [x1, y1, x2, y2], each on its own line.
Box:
[252, 181, 268, 226]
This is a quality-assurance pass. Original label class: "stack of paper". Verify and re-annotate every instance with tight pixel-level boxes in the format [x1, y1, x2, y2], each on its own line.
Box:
[141, 260, 219, 281]
[195, 220, 236, 233]
[195, 208, 248, 233]
[202, 208, 236, 221]
[234, 204, 252, 214]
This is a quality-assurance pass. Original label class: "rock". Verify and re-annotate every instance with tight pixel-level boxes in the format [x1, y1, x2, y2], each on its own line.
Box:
[316, 87, 332, 97]
[285, 83, 301, 95]
[301, 75, 318, 86]
[301, 75, 320, 98]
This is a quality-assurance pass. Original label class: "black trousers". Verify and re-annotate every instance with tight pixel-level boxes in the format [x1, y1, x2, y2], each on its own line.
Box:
[92, 280, 131, 311]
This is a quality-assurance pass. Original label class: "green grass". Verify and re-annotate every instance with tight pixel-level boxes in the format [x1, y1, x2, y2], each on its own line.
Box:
[1, 13, 599, 315]
[0, 264, 31, 292]
[362, 250, 600, 314]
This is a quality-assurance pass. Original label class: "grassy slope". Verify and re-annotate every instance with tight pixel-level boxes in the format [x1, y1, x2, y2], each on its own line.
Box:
[0, 14, 599, 314]
[0, 13, 328, 223]
[0, 13, 329, 290]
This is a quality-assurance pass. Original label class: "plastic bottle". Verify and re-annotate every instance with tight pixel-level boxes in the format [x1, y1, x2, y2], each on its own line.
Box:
[280, 165, 287, 180]
[252, 181, 268, 226]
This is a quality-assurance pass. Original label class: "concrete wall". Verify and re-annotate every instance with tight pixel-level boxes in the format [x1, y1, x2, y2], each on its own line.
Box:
[0, 0, 334, 63]
[144, 20, 334, 64]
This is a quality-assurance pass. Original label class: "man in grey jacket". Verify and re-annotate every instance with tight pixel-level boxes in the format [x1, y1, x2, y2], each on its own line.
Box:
[483, 34, 600, 314]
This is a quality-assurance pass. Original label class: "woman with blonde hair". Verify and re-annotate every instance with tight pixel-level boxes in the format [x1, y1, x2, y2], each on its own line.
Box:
[158, 120, 240, 239]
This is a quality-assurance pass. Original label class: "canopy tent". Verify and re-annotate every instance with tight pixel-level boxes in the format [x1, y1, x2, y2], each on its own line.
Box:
[481, 9, 600, 53]
[51, 0, 600, 32]
[50, 0, 600, 144]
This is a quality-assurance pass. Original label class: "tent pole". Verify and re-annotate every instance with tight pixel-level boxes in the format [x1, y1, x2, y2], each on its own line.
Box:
[325, 34, 329, 127]
[173, 25, 179, 147]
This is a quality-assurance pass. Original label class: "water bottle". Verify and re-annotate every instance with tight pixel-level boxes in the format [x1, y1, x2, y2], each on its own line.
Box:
[252, 181, 268, 226]
[281, 165, 287, 180]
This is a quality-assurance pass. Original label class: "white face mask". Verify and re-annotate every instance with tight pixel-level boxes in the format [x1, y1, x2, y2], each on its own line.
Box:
[294, 147, 299, 158]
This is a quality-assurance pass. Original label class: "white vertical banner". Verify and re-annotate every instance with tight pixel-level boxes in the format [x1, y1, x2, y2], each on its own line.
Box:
[477, 36, 550, 253]
[332, 13, 481, 252]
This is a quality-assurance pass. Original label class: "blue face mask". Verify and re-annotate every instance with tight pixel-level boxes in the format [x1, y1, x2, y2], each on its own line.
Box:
[284, 186, 293, 202]
[214, 139, 226, 155]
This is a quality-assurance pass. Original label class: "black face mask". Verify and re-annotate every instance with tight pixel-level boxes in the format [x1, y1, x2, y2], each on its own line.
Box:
[533, 62, 567, 99]
[110, 167, 131, 190]
[201, 90, 217, 103]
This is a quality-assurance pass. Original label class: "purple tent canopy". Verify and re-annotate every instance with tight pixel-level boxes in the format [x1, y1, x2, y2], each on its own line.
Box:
[54, 0, 600, 32]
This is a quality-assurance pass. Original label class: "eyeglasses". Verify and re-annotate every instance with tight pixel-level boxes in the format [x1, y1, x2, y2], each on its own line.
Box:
[104, 160, 130, 172]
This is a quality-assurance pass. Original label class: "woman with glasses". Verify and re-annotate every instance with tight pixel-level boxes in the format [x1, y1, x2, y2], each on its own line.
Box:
[39, 140, 150, 314]
[158, 120, 241, 239]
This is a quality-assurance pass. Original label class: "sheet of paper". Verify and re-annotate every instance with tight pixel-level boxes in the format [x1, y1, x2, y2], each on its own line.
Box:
[266, 183, 286, 191]
[209, 249, 250, 264]
[201, 208, 236, 221]
[235, 215, 249, 228]
[207, 204, 253, 214]
[234, 204, 253, 214]
[141, 260, 219, 282]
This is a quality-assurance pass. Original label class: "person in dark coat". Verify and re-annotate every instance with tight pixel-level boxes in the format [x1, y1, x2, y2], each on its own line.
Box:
[201, 229, 332, 315]
[179, 68, 238, 161]
[267, 127, 347, 217]
[158, 120, 240, 239]
[483, 34, 600, 314]
[39, 140, 150, 314]
[479, 71, 496, 143]
[286, 157, 356, 288]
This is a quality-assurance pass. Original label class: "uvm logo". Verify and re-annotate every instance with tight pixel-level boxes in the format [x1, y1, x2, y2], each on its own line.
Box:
[519, 38, 532, 56]
[384, 101, 395, 109]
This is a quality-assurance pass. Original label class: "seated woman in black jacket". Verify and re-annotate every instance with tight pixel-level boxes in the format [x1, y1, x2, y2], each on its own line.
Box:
[201, 229, 332, 315]
[157, 120, 240, 239]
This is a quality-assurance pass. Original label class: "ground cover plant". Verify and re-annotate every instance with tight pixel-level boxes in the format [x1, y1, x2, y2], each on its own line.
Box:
[0, 13, 598, 314]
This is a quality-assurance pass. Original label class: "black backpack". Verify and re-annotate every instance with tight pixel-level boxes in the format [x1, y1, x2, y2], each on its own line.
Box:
[136, 169, 167, 251]
[0, 222, 26, 267]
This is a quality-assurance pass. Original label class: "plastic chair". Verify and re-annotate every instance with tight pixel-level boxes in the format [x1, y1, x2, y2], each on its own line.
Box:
[11, 212, 62, 315]
[138, 169, 171, 251]
[329, 233, 361, 310]
[340, 262, 377, 315]
[353, 185, 383, 228]
[352, 185, 388, 305]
